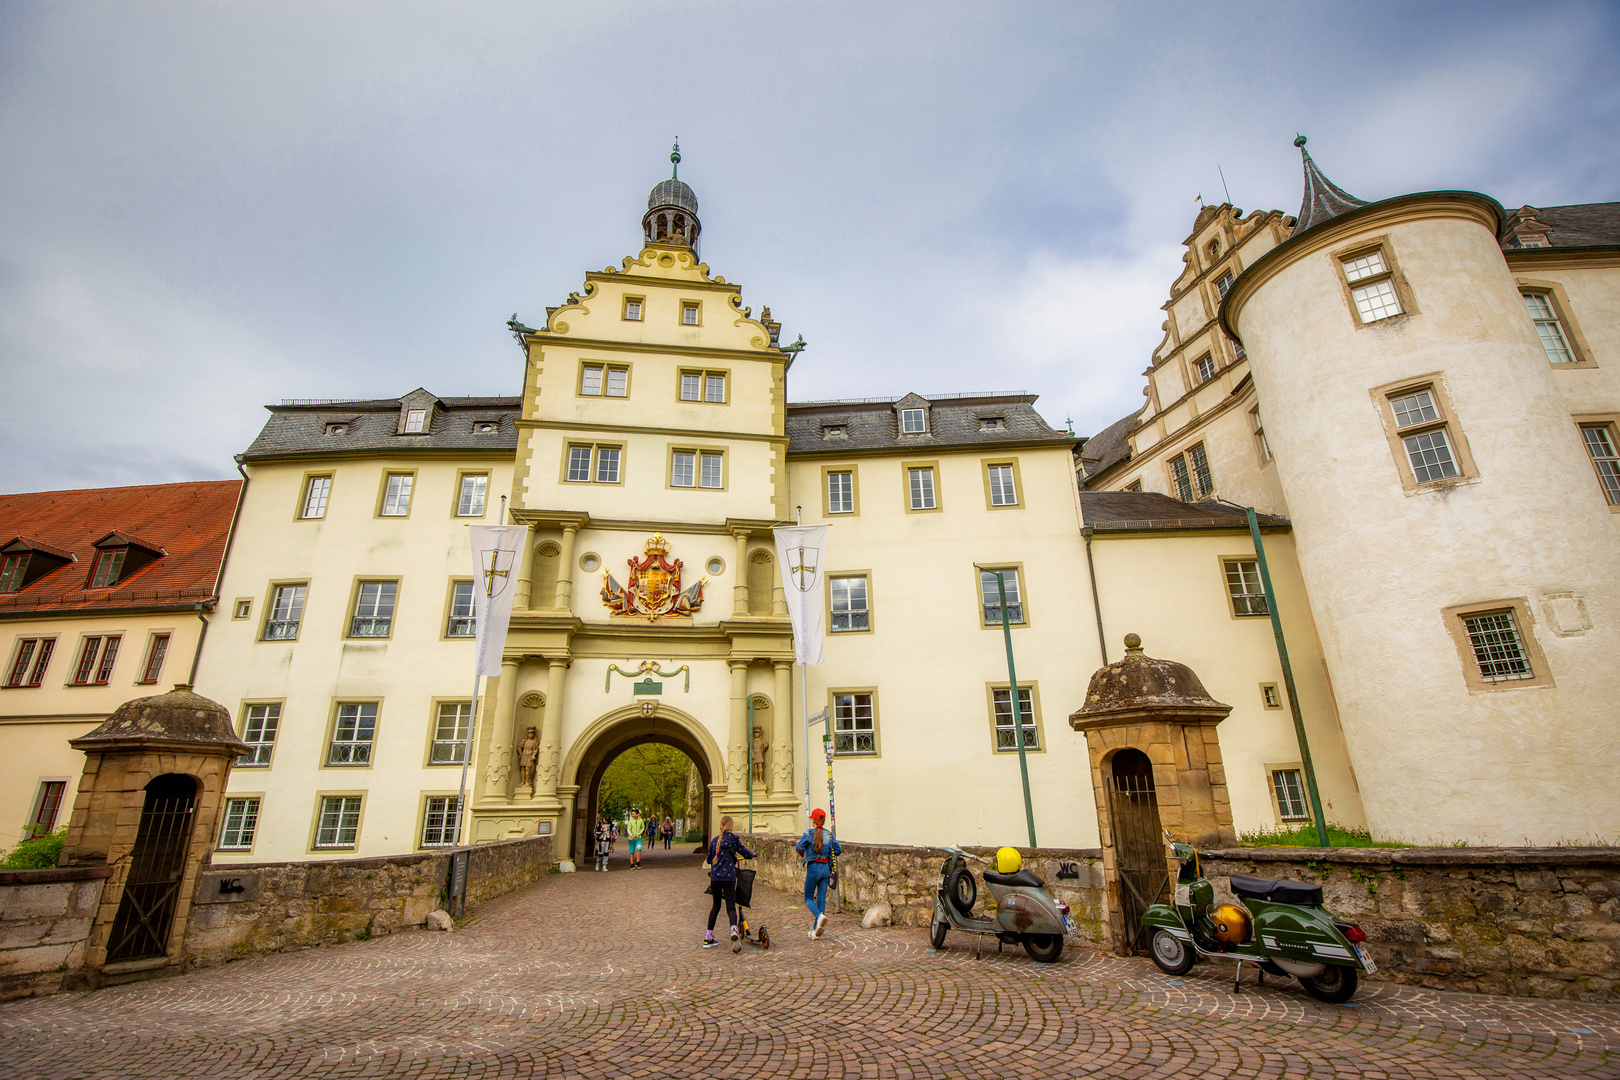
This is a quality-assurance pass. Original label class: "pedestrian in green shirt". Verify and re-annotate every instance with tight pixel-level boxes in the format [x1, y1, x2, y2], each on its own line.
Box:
[627, 808, 646, 869]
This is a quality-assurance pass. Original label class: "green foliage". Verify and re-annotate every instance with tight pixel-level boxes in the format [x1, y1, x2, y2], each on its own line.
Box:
[684, 827, 704, 843]
[0, 829, 66, 868]
[1237, 824, 1407, 849]
[599, 744, 695, 823]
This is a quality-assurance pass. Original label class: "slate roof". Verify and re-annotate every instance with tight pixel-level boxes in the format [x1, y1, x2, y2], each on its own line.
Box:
[1293, 138, 1367, 234]
[785, 393, 1073, 456]
[1078, 410, 1139, 482]
[242, 392, 522, 462]
[0, 480, 241, 615]
[1509, 202, 1620, 248]
[1081, 491, 1288, 533]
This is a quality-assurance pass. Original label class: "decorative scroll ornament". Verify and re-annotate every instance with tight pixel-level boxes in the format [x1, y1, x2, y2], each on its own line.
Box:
[605, 659, 691, 693]
[602, 535, 705, 621]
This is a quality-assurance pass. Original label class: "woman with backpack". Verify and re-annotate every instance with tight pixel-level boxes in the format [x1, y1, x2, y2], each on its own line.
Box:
[795, 808, 841, 939]
[702, 815, 755, 952]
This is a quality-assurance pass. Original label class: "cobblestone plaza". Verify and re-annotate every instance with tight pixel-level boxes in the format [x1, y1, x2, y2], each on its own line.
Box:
[2, 847, 1615, 1079]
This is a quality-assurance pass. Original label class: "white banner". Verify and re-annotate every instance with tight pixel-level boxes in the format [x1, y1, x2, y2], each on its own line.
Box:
[773, 524, 828, 665]
[469, 525, 528, 677]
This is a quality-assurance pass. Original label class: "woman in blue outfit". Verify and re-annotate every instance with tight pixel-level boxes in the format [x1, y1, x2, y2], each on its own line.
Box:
[796, 808, 841, 939]
[703, 815, 755, 952]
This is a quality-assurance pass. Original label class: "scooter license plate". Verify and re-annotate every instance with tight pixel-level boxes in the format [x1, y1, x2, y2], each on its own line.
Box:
[1062, 913, 1077, 936]
[1355, 944, 1377, 974]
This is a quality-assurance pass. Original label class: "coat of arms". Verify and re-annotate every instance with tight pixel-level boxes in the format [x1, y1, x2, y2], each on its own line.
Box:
[602, 535, 705, 621]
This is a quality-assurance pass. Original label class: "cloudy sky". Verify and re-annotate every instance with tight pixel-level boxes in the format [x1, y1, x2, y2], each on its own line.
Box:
[1, 1, 1616, 492]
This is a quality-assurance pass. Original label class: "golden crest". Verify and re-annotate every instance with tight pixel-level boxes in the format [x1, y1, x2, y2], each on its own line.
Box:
[601, 535, 704, 621]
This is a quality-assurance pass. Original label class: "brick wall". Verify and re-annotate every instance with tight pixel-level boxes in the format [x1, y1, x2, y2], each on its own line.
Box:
[0, 867, 112, 1000]
[743, 834, 1109, 947]
[183, 834, 553, 970]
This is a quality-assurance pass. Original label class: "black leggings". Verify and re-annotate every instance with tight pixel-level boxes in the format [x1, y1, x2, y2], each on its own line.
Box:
[707, 880, 738, 932]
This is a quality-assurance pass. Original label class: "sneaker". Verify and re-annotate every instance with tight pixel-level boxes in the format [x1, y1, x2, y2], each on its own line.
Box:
[814, 914, 828, 938]
[731, 927, 742, 953]
[703, 935, 718, 949]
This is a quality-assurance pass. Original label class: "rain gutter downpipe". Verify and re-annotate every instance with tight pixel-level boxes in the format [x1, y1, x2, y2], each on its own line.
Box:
[188, 457, 251, 688]
[1082, 527, 1109, 668]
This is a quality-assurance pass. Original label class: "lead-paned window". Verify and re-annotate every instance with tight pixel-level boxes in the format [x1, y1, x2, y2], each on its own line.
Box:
[907, 467, 936, 510]
[238, 704, 280, 766]
[1580, 424, 1620, 505]
[1522, 292, 1575, 363]
[832, 692, 876, 755]
[138, 634, 169, 684]
[301, 475, 332, 519]
[350, 582, 396, 637]
[987, 464, 1017, 506]
[315, 795, 362, 848]
[830, 575, 869, 632]
[264, 584, 306, 640]
[991, 687, 1039, 751]
[827, 470, 854, 514]
[456, 474, 488, 517]
[1271, 769, 1309, 821]
[447, 581, 475, 637]
[1170, 455, 1194, 501]
[430, 702, 473, 764]
[1224, 559, 1268, 616]
[328, 703, 378, 765]
[1462, 610, 1534, 683]
[421, 796, 461, 847]
[6, 638, 54, 687]
[218, 797, 260, 850]
[381, 473, 414, 516]
[979, 568, 1025, 626]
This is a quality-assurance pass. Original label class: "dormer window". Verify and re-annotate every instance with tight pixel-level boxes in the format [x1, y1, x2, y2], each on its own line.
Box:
[403, 409, 427, 434]
[979, 417, 1005, 432]
[901, 408, 927, 434]
[0, 539, 73, 593]
[475, 421, 499, 434]
[89, 548, 126, 588]
[823, 425, 847, 440]
[85, 532, 162, 588]
[324, 423, 348, 436]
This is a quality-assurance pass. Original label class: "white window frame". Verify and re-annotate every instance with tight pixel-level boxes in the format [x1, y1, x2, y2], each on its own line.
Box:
[237, 704, 280, 767]
[315, 795, 362, 849]
[1271, 769, 1309, 821]
[1522, 291, 1575, 363]
[380, 473, 414, 517]
[328, 703, 378, 766]
[907, 467, 936, 510]
[456, 474, 488, 517]
[832, 692, 877, 756]
[264, 584, 307, 640]
[447, 580, 475, 637]
[349, 581, 397, 638]
[218, 797, 261, 850]
[420, 795, 460, 847]
[301, 475, 332, 519]
[829, 575, 869, 633]
[827, 470, 854, 514]
[990, 686, 1039, 752]
[403, 409, 427, 434]
[900, 408, 927, 433]
[987, 464, 1017, 506]
[430, 702, 472, 764]
[1580, 422, 1620, 506]
[1223, 559, 1268, 617]
[979, 568, 1025, 626]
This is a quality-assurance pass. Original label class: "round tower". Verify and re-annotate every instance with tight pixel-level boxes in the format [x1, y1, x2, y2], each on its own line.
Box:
[642, 140, 701, 250]
[1222, 139, 1620, 845]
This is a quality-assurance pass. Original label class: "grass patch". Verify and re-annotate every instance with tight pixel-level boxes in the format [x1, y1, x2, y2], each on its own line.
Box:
[1237, 824, 1408, 848]
[0, 829, 66, 868]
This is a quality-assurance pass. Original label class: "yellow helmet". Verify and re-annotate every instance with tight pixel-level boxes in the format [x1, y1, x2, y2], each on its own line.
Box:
[995, 847, 1022, 874]
[1212, 903, 1252, 944]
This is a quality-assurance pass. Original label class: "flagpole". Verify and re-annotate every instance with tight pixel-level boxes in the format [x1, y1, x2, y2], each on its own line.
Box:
[455, 496, 507, 848]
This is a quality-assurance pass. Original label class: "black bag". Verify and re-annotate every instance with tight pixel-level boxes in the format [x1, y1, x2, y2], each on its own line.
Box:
[734, 867, 756, 908]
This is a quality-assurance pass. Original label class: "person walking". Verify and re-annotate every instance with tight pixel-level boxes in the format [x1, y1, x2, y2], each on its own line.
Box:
[662, 816, 674, 849]
[626, 808, 646, 869]
[702, 815, 755, 952]
[594, 815, 613, 872]
[796, 808, 841, 939]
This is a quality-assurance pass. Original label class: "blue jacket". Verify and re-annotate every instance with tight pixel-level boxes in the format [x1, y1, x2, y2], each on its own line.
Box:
[706, 831, 755, 882]
[795, 827, 841, 865]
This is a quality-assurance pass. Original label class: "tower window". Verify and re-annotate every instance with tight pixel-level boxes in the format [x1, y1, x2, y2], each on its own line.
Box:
[1339, 247, 1405, 324]
[1580, 422, 1620, 505]
[1522, 291, 1575, 363]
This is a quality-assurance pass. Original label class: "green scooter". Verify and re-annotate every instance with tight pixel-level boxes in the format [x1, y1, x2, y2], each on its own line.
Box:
[1138, 840, 1375, 1003]
[929, 847, 1076, 962]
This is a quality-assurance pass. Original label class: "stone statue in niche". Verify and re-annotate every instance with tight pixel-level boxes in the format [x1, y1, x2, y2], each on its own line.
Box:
[517, 726, 540, 788]
[752, 725, 769, 784]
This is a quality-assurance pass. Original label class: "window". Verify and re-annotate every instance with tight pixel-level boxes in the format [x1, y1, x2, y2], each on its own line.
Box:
[564, 443, 622, 484]
[328, 704, 378, 765]
[1445, 599, 1552, 692]
[89, 548, 125, 588]
[456, 474, 488, 517]
[1223, 560, 1268, 616]
[1194, 355, 1216, 383]
[705, 373, 725, 403]
[1125, 480, 1143, 492]
[315, 795, 362, 848]
[350, 581, 397, 637]
[827, 470, 854, 514]
[624, 297, 643, 321]
[1215, 271, 1234, 299]
[680, 372, 701, 401]
[1390, 388, 1457, 484]
[597, 446, 622, 483]
[403, 409, 427, 433]
[421, 796, 460, 847]
[1461, 610, 1533, 683]
[681, 302, 700, 326]
[238, 704, 280, 766]
[1580, 423, 1620, 505]
[907, 467, 937, 510]
[979, 417, 1005, 432]
[300, 475, 332, 519]
[680, 369, 727, 403]
[979, 568, 1025, 626]
[447, 581, 475, 637]
[5, 638, 54, 687]
[990, 687, 1039, 751]
[263, 584, 306, 640]
[1250, 406, 1271, 464]
[829, 575, 869, 632]
[1260, 684, 1282, 709]
[699, 452, 723, 489]
[901, 408, 927, 433]
[832, 691, 877, 755]
[1168, 443, 1214, 500]
[27, 781, 66, 839]
[1522, 292, 1574, 363]
[1271, 769, 1309, 821]
[218, 797, 260, 850]
[324, 423, 347, 436]
[430, 702, 472, 764]
[670, 449, 723, 489]
[232, 599, 251, 620]
[986, 463, 1018, 507]
[380, 473, 414, 516]
[671, 451, 695, 488]
[71, 635, 120, 685]
[137, 634, 169, 684]
[1, 554, 28, 593]
[823, 424, 847, 439]
[579, 363, 629, 398]
[1341, 248, 1403, 323]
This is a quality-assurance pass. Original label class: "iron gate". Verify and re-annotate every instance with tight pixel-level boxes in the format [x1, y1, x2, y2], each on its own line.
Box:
[1106, 751, 1168, 954]
[106, 775, 197, 963]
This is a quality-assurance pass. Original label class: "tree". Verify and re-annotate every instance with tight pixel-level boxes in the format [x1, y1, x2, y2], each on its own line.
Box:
[600, 744, 693, 822]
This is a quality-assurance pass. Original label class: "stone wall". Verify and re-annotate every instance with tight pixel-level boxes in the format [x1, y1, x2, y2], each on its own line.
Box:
[0, 866, 112, 1000]
[1203, 847, 1619, 1003]
[184, 834, 553, 970]
[743, 834, 1109, 947]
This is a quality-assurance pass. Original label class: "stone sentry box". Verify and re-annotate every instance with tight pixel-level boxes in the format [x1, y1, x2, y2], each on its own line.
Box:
[1069, 635, 1235, 953]
[59, 684, 248, 987]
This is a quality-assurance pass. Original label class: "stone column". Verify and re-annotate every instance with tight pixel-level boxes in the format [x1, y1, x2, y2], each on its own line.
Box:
[770, 661, 794, 797]
[539, 657, 568, 798]
[513, 525, 537, 611]
[771, 580, 788, 617]
[489, 657, 520, 799]
[727, 660, 750, 795]
[554, 525, 579, 611]
[732, 533, 750, 616]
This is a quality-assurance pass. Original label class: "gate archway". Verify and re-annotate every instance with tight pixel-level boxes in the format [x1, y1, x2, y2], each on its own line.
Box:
[105, 773, 198, 963]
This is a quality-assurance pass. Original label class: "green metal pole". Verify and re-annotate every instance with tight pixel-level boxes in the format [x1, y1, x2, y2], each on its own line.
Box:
[994, 571, 1038, 848]
[747, 695, 754, 834]
[1244, 507, 1331, 847]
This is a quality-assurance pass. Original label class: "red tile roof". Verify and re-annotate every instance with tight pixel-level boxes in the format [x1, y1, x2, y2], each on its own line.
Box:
[0, 481, 242, 616]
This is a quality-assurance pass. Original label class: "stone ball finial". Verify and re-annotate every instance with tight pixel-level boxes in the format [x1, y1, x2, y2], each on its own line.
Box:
[1124, 633, 1143, 654]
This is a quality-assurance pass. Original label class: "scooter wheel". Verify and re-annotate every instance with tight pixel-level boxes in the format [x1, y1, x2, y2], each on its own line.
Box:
[1150, 929, 1195, 976]
[930, 918, 948, 950]
[1023, 934, 1063, 963]
[1300, 964, 1358, 1003]
[947, 868, 977, 915]
[758, 926, 769, 950]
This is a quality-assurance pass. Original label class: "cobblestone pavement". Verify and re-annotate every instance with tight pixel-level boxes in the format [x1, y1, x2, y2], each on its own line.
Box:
[3, 844, 1617, 1079]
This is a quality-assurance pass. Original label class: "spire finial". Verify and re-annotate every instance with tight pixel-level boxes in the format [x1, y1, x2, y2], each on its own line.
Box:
[1292, 134, 1366, 233]
[671, 138, 681, 179]
[1294, 133, 1307, 149]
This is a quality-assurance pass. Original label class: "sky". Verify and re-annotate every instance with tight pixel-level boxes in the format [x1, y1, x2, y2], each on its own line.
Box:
[1, 1, 1616, 493]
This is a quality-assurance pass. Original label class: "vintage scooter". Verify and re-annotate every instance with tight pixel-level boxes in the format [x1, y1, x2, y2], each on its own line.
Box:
[1139, 839, 1375, 1003]
[929, 846, 1077, 962]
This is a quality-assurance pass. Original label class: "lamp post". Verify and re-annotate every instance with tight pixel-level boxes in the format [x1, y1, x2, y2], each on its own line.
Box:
[983, 567, 1037, 848]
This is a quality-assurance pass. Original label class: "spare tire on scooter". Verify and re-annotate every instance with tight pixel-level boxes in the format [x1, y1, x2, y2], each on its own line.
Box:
[947, 867, 977, 915]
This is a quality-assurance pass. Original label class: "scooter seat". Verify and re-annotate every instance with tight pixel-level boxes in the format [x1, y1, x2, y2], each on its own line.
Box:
[1230, 874, 1322, 907]
[983, 869, 1044, 889]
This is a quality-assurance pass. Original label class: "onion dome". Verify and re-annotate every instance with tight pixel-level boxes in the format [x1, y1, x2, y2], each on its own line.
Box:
[1293, 135, 1367, 234]
[70, 684, 249, 756]
[643, 140, 701, 248]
